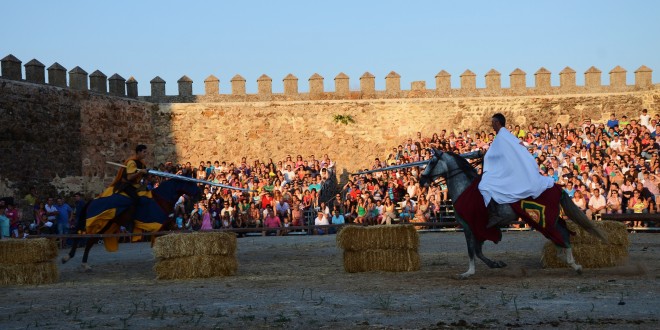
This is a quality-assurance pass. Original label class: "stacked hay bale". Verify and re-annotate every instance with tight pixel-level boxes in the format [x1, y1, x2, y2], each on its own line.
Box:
[336, 224, 420, 272]
[542, 220, 629, 268]
[0, 238, 59, 285]
[153, 232, 237, 280]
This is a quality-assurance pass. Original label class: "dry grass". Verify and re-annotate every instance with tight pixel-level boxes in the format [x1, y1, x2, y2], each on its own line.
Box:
[337, 224, 420, 273]
[336, 224, 419, 251]
[153, 232, 237, 259]
[154, 255, 238, 280]
[0, 238, 58, 264]
[0, 261, 58, 285]
[567, 220, 629, 245]
[153, 232, 238, 280]
[342, 250, 420, 273]
[541, 242, 629, 268]
[542, 220, 630, 268]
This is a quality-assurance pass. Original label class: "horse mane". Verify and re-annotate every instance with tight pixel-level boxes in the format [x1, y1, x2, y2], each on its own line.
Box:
[444, 151, 479, 180]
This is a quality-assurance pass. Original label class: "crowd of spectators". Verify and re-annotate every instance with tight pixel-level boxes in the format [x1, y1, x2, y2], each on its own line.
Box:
[2, 108, 659, 242]
[351, 109, 660, 229]
[150, 154, 341, 236]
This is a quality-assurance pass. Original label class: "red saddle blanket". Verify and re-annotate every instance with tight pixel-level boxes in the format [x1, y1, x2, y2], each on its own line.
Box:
[453, 178, 570, 248]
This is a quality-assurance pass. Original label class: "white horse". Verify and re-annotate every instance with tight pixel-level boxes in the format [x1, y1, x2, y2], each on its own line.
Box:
[356, 149, 607, 279]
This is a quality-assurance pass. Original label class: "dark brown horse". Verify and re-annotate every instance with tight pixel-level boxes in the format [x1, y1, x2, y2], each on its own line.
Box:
[61, 179, 200, 271]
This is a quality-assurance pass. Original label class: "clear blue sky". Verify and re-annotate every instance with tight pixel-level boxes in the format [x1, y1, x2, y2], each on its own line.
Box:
[2, 0, 658, 96]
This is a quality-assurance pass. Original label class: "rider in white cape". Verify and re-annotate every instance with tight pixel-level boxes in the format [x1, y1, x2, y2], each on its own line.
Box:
[478, 114, 554, 214]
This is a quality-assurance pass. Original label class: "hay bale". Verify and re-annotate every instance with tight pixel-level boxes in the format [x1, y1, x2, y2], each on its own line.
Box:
[336, 225, 419, 251]
[541, 242, 629, 268]
[343, 250, 420, 273]
[0, 239, 58, 264]
[153, 232, 237, 259]
[566, 220, 628, 246]
[0, 261, 59, 285]
[154, 255, 237, 280]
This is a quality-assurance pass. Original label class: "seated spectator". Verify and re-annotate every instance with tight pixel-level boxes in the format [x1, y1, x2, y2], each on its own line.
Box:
[343, 198, 355, 223]
[275, 199, 291, 222]
[200, 203, 213, 231]
[572, 190, 587, 214]
[414, 194, 431, 222]
[329, 209, 344, 234]
[606, 188, 622, 214]
[291, 200, 303, 227]
[399, 200, 415, 222]
[354, 198, 367, 224]
[231, 211, 247, 237]
[248, 202, 262, 228]
[381, 198, 397, 225]
[188, 203, 202, 231]
[263, 207, 282, 236]
[314, 211, 329, 235]
[627, 190, 648, 228]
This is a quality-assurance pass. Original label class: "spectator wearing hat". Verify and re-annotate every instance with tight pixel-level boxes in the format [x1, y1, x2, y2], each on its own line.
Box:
[314, 211, 329, 235]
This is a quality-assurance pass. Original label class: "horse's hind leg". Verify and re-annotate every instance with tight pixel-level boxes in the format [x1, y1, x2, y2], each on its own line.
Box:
[557, 246, 583, 275]
[475, 241, 507, 269]
[79, 238, 96, 272]
[61, 237, 80, 264]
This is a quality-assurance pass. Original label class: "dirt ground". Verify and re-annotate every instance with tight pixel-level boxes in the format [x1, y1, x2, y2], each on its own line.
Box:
[1, 230, 659, 329]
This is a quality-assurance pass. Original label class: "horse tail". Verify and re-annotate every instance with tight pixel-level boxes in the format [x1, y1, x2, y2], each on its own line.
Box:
[560, 192, 608, 244]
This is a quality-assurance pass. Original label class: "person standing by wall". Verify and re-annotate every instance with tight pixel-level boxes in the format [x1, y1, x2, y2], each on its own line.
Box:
[55, 197, 73, 247]
[44, 197, 58, 233]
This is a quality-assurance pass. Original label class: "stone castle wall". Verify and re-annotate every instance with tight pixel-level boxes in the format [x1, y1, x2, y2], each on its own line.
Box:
[2, 54, 655, 101]
[1, 53, 659, 200]
[153, 90, 660, 184]
[0, 79, 155, 199]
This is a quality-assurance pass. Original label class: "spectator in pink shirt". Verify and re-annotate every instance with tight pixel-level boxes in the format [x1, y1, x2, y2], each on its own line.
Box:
[263, 207, 282, 236]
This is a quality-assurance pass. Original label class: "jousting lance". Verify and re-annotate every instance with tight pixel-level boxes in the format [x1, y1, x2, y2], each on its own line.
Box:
[106, 161, 254, 192]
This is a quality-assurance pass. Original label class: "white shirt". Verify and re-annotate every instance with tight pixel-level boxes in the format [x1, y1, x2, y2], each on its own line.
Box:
[609, 139, 622, 152]
[479, 127, 555, 205]
[281, 169, 296, 183]
[45, 204, 58, 221]
[314, 215, 329, 226]
[588, 194, 606, 209]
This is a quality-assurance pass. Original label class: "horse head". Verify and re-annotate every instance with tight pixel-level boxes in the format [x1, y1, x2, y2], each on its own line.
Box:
[153, 179, 201, 204]
[419, 149, 449, 187]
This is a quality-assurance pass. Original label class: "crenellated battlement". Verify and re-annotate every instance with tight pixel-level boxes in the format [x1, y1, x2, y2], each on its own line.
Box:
[2, 54, 656, 103]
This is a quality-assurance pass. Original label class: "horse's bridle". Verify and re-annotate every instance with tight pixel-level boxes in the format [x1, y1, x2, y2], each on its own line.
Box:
[429, 149, 479, 181]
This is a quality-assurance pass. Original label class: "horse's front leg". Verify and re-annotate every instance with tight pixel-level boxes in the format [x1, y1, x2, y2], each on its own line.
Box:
[557, 246, 583, 275]
[456, 217, 476, 279]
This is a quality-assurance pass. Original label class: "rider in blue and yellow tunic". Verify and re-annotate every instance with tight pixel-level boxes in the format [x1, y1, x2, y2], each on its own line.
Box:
[86, 145, 151, 250]
[110, 144, 149, 205]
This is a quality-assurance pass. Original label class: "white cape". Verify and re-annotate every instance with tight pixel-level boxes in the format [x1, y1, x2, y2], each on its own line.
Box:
[478, 127, 554, 205]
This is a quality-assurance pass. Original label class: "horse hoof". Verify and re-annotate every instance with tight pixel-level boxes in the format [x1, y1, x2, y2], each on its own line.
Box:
[497, 261, 507, 268]
[61, 255, 70, 264]
[456, 273, 472, 280]
[575, 266, 583, 275]
[80, 264, 92, 272]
